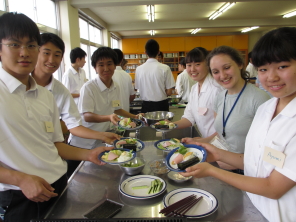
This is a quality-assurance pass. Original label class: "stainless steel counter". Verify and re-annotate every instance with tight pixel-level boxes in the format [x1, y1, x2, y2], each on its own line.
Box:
[46, 128, 267, 221]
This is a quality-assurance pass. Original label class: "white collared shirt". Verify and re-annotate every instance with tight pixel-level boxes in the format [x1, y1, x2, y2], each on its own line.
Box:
[135, 58, 175, 101]
[112, 66, 135, 111]
[45, 77, 82, 129]
[244, 97, 296, 222]
[182, 74, 224, 137]
[62, 66, 87, 105]
[69, 77, 121, 149]
[0, 67, 66, 191]
[175, 70, 196, 102]
[246, 62, 258, 78]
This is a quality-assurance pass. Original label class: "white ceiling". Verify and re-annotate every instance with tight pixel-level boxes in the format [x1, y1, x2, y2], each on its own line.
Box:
[71, 0, 296, 38]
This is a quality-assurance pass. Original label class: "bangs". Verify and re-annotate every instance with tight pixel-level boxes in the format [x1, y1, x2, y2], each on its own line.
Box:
[91, 47, 118, 68]
[185, 48, 206, 63]
[0, 13, 40, 44]
[252, 27, 296, 67]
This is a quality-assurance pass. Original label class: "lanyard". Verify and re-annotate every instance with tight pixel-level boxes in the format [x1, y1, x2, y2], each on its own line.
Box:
[222, 81, 247, 137]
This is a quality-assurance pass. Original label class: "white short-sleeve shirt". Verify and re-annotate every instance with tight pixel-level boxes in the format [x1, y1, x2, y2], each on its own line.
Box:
[244, 97, 296, 222]
[45, 77, 82, 129]
[135, 58, 175, 101]
[69, 77, 121, 149]
[0, 67, 66, 191]
[246, 62, 258, 78]
[175, 70, 196, 102]
[182, 74, 223, 137]
[62, 66, 87, 105]
[112, 66, 135, 112]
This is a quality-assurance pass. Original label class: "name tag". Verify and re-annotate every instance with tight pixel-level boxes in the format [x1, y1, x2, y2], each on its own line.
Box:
[112, 100, 120, 107]
[45, 121, 54, 133]
[263, 146, 285, 168]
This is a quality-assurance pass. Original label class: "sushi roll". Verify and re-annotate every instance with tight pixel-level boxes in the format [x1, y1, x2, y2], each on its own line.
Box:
[122, 144, 137, 151]
[177, 156, 200, 170]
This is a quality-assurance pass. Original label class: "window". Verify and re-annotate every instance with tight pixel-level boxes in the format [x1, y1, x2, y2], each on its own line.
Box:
[8, 0, 57, 29]
[111, 33, 120, 49]
[0, 0, 5, 11]
[79, 13, 104, 80]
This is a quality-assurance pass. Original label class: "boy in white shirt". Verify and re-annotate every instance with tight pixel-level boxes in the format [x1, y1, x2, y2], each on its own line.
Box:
[32, 33, 121, 177]
[62, 47, 87, 105]
[0, 13, 112, 221]
[69, 47, 141, 150]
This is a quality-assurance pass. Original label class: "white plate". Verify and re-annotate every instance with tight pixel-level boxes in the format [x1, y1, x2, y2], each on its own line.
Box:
[167, 171, 192, 182]
[98, 149, 136, 165]
[154, 139, 183, 151]
[118, 118, 144, 130]
[119, 175, 167, 199]
[114, 137, 145, 152]
[150, 123, 177, 132]
[163, 188, 218, 218]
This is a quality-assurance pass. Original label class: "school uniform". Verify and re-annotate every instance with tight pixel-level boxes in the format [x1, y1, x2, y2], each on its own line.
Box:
[112, 66, 135, 112]
[135, 58, 175, 112]
[62, 66, 87, 105]
[182, 74, 223, 137]
[69, 77, 121, 149]
[244, 97, 296, 222]
[0, 67, 67, 221]
[45, 77, 82, 129]
[175, 70, 195, 102]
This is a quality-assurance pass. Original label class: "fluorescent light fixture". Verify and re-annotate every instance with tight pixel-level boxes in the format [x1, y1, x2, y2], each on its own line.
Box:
[147, 5, 155, 22]
[241, 26, 259, 33]
[191, 28, 201, 34]
[283, 10, 296, 18]
[150, 30, 155, 36]
[209, 2, 236, 20]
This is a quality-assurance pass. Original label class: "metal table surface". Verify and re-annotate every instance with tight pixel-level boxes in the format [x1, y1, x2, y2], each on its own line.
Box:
[46, 139, 267, 221]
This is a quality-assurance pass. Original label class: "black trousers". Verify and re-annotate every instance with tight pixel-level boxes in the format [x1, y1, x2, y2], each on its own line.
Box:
[141, 99, 169, 113]
[0, 174, 67, 222]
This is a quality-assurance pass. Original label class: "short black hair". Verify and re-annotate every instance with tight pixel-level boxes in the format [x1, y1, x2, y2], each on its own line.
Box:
[158, 51, 163, 59]
[252, 27, 296, 67]
[113, 48, 123, 65]
[70, 47, 87, 64]
[179, 58, 186, 68]
[40, 33, 65, 55]
[145, 39, 159, 57]
[185, 47, 208, 63]
[207, 45, 249, 80]
[0, 12, 40, 49]
[91, 47, 118, 68]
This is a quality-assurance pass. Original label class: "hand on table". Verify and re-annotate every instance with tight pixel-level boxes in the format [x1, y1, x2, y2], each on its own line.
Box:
[18, 174, 58, 202]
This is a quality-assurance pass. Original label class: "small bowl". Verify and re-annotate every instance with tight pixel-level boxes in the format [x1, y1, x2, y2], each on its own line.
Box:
[119, 157, 145, 175]
[149, 159, 170, 175]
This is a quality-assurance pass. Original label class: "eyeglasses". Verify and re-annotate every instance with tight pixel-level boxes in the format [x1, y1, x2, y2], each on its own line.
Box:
[0, 43, 39, 51]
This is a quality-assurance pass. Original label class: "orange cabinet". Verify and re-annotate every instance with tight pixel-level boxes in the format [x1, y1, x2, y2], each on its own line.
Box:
[169, 37, 185, 51]
[154, 37, 170, 51]
[122, 39, 138, 54]
[217, 35, 233, 47]
[200, 36, 217, 50]
[233, 35, 248, 49]
[137, 38, 150, 53]
[184, 36, 201, 51]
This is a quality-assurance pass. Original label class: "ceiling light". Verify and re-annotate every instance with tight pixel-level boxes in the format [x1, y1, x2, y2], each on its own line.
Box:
[283, 10, 296, 18]
[241, 26, 259, 33]
[147, 5, 155, 22]
[191, 28, 201, 34]
[150, 30, 155, 36]
[209, 2, 236, 20]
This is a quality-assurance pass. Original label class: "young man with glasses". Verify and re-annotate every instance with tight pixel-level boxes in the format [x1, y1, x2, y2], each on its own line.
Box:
[0, 12, 112, 221]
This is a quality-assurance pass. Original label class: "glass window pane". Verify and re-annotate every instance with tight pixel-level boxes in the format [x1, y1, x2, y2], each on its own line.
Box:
[79, 18, 88, 40]
[35, 0, 56, 29]
[89, 25, 95, 43]
[90, 45, 98, 80]
[80, 43, 90, 80]
[9, 0, 35, 21]
[0, 0, 5, 11]
[94, 28, 101, 44]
